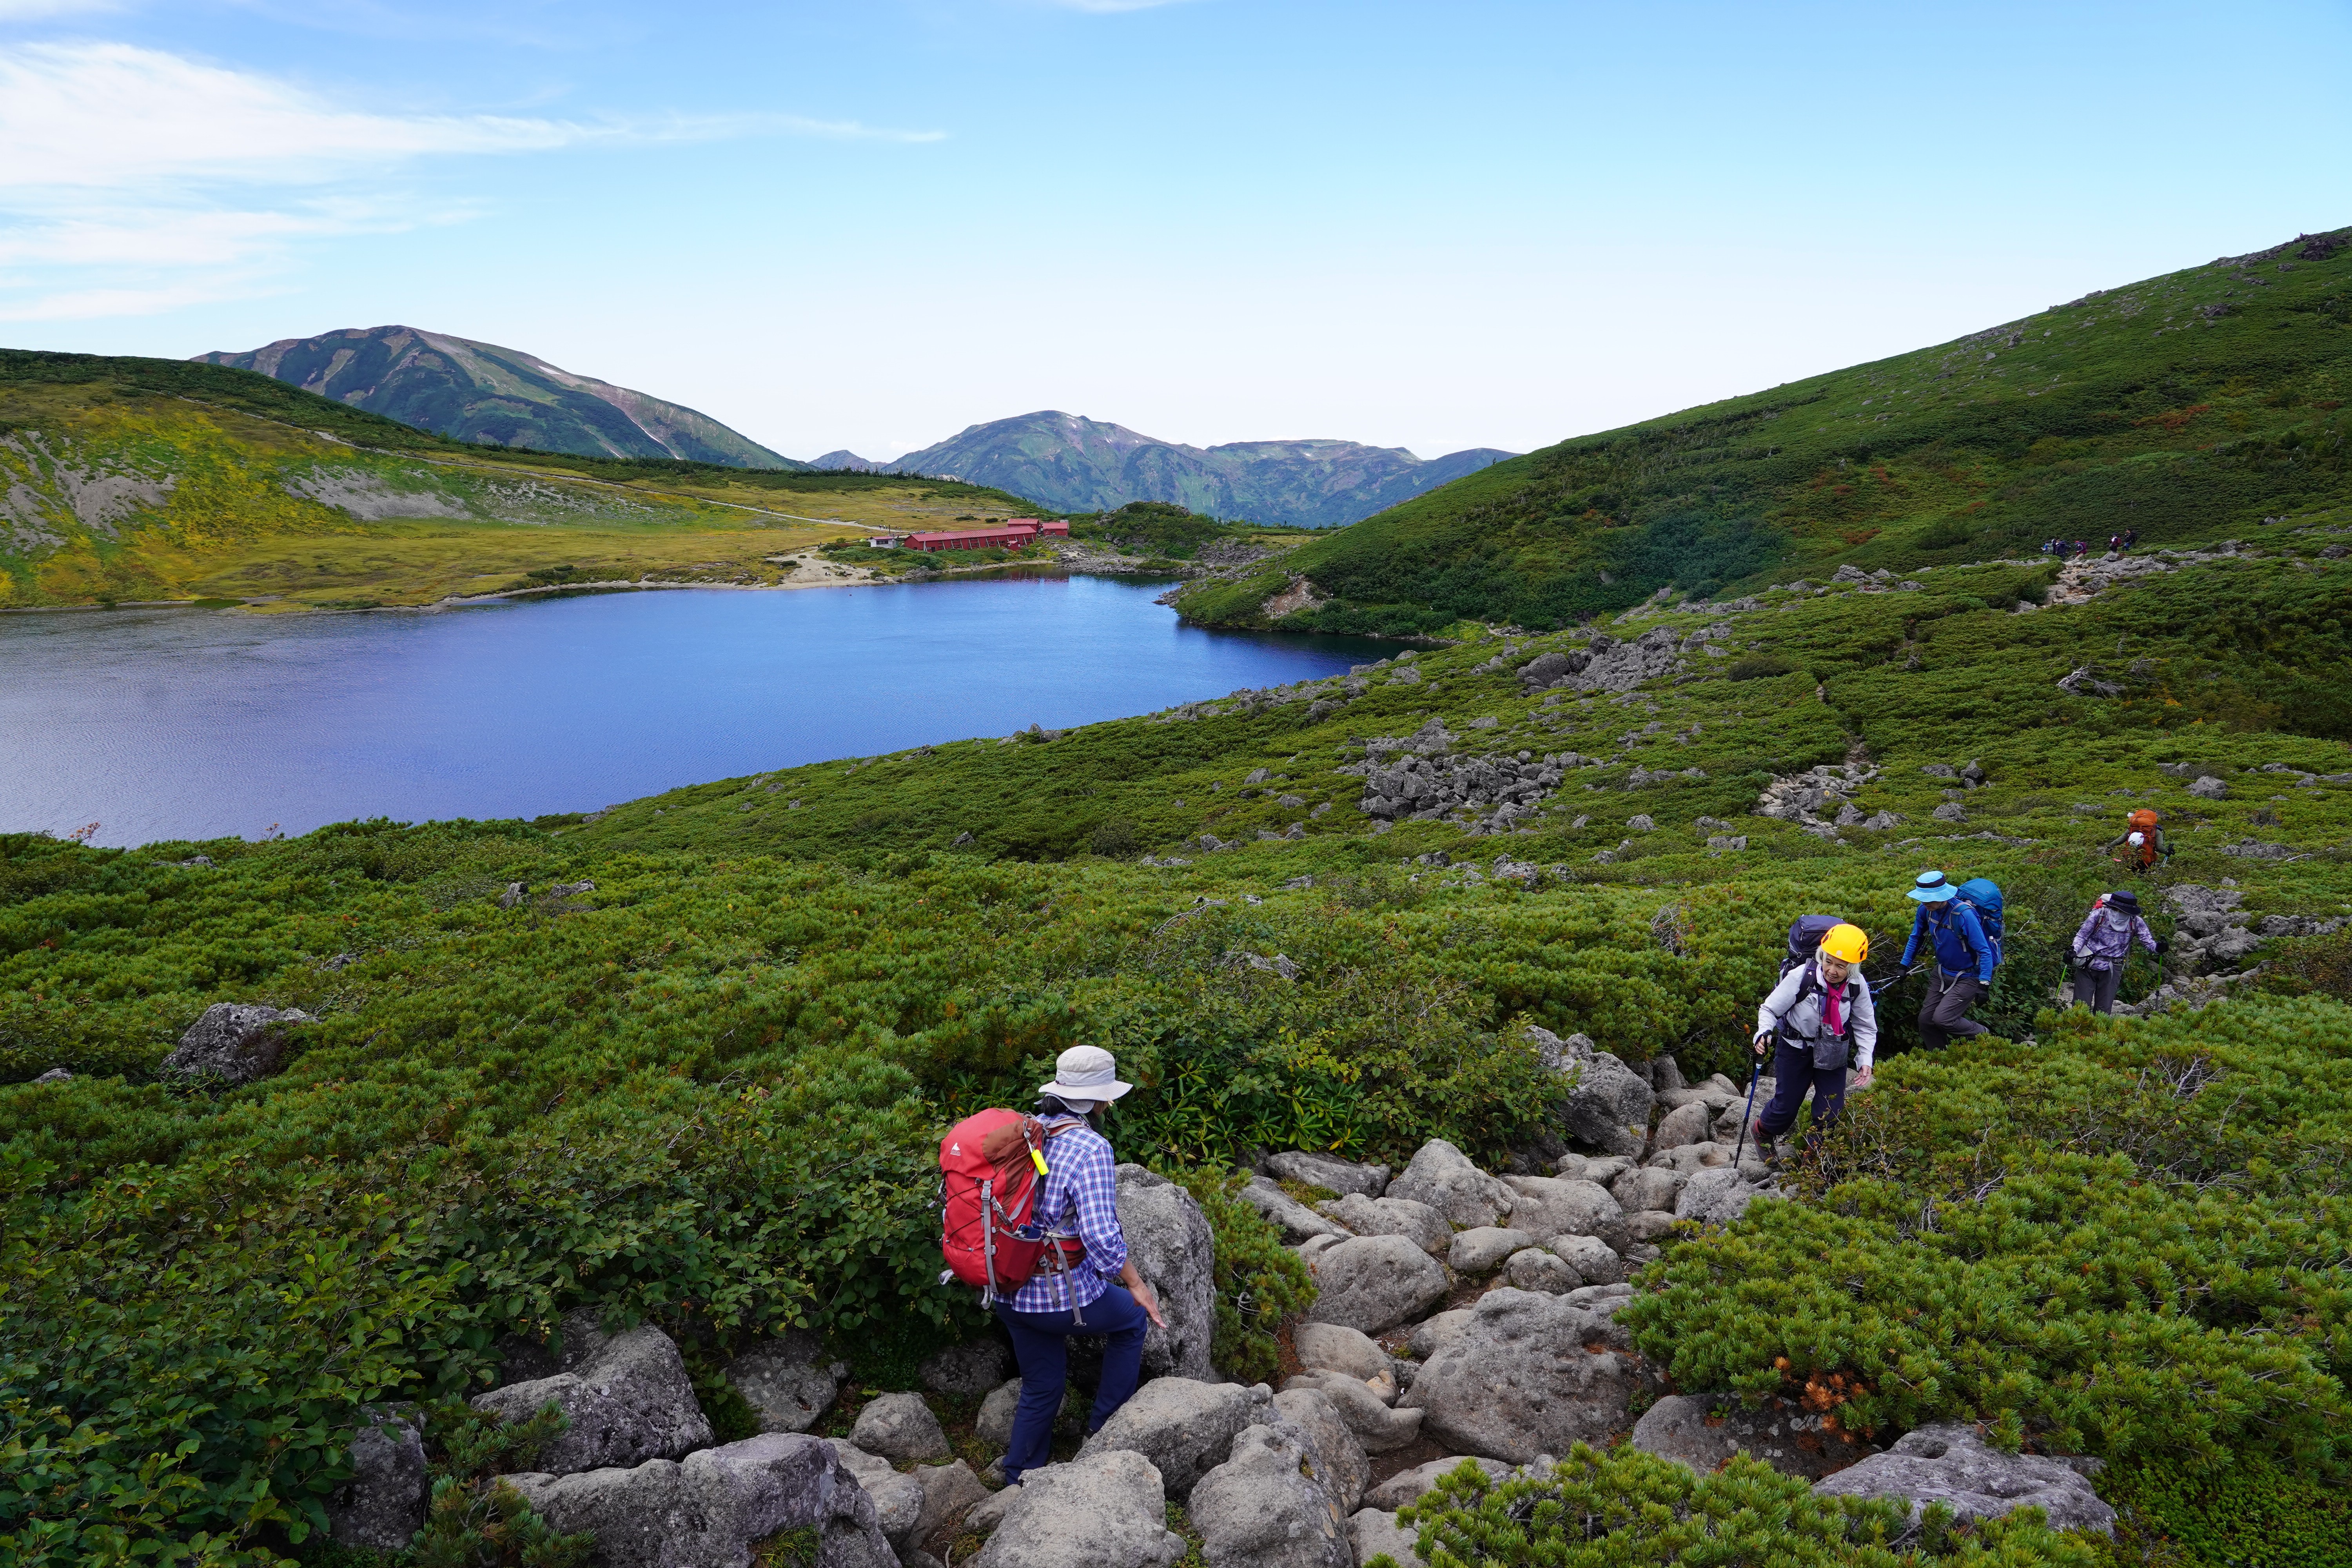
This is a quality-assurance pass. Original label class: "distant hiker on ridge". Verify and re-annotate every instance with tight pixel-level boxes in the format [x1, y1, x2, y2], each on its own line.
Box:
[1901, 870, 1997, 1050]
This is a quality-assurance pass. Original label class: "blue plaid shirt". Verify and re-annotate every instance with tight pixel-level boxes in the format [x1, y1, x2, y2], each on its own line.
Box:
[1005, 1118, 1129, 1315]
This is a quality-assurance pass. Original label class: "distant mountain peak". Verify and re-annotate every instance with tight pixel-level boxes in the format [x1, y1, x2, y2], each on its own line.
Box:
[877, 410, 1512, 526]
[194, 326, 802, 470]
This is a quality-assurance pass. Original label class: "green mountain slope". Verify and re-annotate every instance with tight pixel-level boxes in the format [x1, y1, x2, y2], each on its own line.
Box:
[194, 325, 805, 470]
[855, 409, 1514, 526]
[1176, 226, 2351, 635]
[0, 350, 1034, 608]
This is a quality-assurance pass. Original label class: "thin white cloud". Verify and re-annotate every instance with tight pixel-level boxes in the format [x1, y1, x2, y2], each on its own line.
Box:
[0, 0, 120, 18]
[0, 42, 942, 319]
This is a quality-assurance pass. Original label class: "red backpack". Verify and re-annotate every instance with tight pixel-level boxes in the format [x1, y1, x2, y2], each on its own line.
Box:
[940, 1110, 1084, 1303]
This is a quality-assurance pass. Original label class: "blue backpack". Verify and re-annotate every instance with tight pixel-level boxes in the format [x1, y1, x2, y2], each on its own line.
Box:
[1954, 878, 2005, 967]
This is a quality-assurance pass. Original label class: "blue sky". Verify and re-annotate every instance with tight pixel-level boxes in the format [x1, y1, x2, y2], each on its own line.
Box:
[3, 1, 2348, 462]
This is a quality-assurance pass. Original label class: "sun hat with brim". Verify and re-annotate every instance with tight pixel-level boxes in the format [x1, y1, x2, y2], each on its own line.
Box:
[1907, 870, 1958, 902]
[2107, 889, 2141, 914]
[1039, 1045, 1134, 1103]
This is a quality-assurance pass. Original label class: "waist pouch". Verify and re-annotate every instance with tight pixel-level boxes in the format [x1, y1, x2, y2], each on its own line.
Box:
[1788, 1031, 1851, 1072]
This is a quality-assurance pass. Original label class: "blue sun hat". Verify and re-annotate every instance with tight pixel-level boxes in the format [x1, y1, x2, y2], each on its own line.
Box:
[1907, 869, 1958, 902]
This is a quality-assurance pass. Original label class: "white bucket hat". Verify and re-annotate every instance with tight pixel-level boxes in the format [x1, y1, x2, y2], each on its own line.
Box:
[1038, 1045, 1133, 1103]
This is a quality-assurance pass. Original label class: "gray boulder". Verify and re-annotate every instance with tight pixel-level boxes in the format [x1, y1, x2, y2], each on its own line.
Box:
[970, 1449, 1189, 1568]
[1612, 1165, 1686, 1213]
[33, 1067, 71, 1085]
[1280, 1373, 1423, 1453]
[1348, 1508, 1426, 1567]
[1189, 1424, 1353, 1568]
[920, 1340, 1011, 1399]
[1812, 1423, 2115, 1535]
[1406, 1310, 1475, 1361]
[1264, 1151, 1390, 1198]
[912, 1460, 992, 1551]
[1675, 1169, 1762, 1226]
[977, 1378, 1083, 1448]
[161, 1002, 314, 1083]
[827, 1440, 926, 1543]
[1292, 1322, 1391, 1386]
[724, 1331, 845, 1433]
[1399, 1289, 1640, 1462]
[851, 1392, 950, 1462]
[472, 1315, 712, 1473]
[1503, 1248, 1580, 1293]
[1362, 1455, 1512, 1511]
[328, 1406, 427, 1550]
[1546, 1233, 1625, 1287]
[1499, 1175, 1628, 1254]
[1627, 1209, 1686, 1243]
[503, 1432, 896, 1568]
[1528, 1028, 1653, 1156]
[1305, 1235, 1450, 1335]
[1081, 1376, 1264, 1499]
[1270, 1386, 1370, 1514]
[1649, 1100, 1713, 1153]
[2187, 775, 2228, 799]
[1385, 1140, 1516, 1229]
[1317, 1193, 1451, 1256]
[1632, 1394, 1870, 1481]
[1241, 1177, 1353, 1244]
[1116, 1165, 1218, 1380]
[1447, 1227, 1534, 1276]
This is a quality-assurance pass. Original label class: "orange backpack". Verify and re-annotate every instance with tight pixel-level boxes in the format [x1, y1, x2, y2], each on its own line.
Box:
[2123, 809, 2162, 867]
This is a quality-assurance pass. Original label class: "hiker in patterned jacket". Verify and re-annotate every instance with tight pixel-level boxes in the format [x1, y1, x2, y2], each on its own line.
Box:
[995, 1045, 1167, 1488]
[2070, 889, 2164, 1015]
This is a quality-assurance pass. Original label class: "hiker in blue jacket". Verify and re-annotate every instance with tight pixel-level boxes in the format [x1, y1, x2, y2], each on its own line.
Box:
[1900, 869, 1995, 1049]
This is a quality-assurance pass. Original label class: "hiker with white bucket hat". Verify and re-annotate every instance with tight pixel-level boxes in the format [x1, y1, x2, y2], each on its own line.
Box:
[992, 1045, 1165, 1486]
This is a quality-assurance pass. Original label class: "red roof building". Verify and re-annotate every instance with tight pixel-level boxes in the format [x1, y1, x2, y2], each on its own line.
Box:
[905, 517, 1069, 552]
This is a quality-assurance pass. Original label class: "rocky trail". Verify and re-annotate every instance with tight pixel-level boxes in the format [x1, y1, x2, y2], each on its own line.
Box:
[321, 1030, 2119, 1568]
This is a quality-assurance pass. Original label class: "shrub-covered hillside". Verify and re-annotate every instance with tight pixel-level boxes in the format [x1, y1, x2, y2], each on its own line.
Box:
[5, 509, 2351, 1563]
[1173, 225, 2352, 635]
[0, 351, 1043, 609]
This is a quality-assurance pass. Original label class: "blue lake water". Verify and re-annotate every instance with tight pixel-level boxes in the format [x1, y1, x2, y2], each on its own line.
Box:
[0, 575, 1390, 848]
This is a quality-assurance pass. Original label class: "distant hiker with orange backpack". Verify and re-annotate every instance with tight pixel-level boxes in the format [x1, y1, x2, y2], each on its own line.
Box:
[938, 1045, 1165, 1488]
[1747, 920, 1877, 1156]
[2071, 888, 2164, 1014]
[2107, 808, 2170, 872]
[1900, 870, 2000, 1049]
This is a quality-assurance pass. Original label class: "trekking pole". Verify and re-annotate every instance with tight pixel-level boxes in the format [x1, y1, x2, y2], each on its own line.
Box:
[1732, 1037, 1766, 1166]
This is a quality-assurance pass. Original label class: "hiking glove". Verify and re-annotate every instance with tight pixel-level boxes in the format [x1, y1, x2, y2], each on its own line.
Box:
[2154, 938, 2169, 954]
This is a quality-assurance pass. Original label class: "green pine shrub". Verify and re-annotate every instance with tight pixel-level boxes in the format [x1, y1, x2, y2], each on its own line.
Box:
[1621, 996, 2352, 1474]
[1379, 1445, 2098, 1568]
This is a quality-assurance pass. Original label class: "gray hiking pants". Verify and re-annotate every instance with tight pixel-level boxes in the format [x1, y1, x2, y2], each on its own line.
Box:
[1918, 969, 1987, 1049]
[2072, 962, 2122, 1015]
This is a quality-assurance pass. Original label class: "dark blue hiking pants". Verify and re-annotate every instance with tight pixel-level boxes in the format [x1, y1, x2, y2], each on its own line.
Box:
[1758, 1038, 1847, 1143]
[993, 1285, 1148, 1485]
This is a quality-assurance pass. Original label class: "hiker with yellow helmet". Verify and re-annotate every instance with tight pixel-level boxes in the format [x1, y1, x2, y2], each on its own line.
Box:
[1748, 922, 1877, 1153]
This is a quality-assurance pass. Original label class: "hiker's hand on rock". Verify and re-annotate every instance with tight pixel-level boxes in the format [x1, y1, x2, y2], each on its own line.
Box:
[1132, 1280, 1167, 1329]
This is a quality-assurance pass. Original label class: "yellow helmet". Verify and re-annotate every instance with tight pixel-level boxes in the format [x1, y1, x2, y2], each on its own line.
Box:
[1820, 924, 1869, 965]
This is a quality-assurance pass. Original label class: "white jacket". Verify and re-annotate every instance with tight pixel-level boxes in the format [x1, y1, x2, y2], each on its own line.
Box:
[1756, 955, 1879, 1070]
